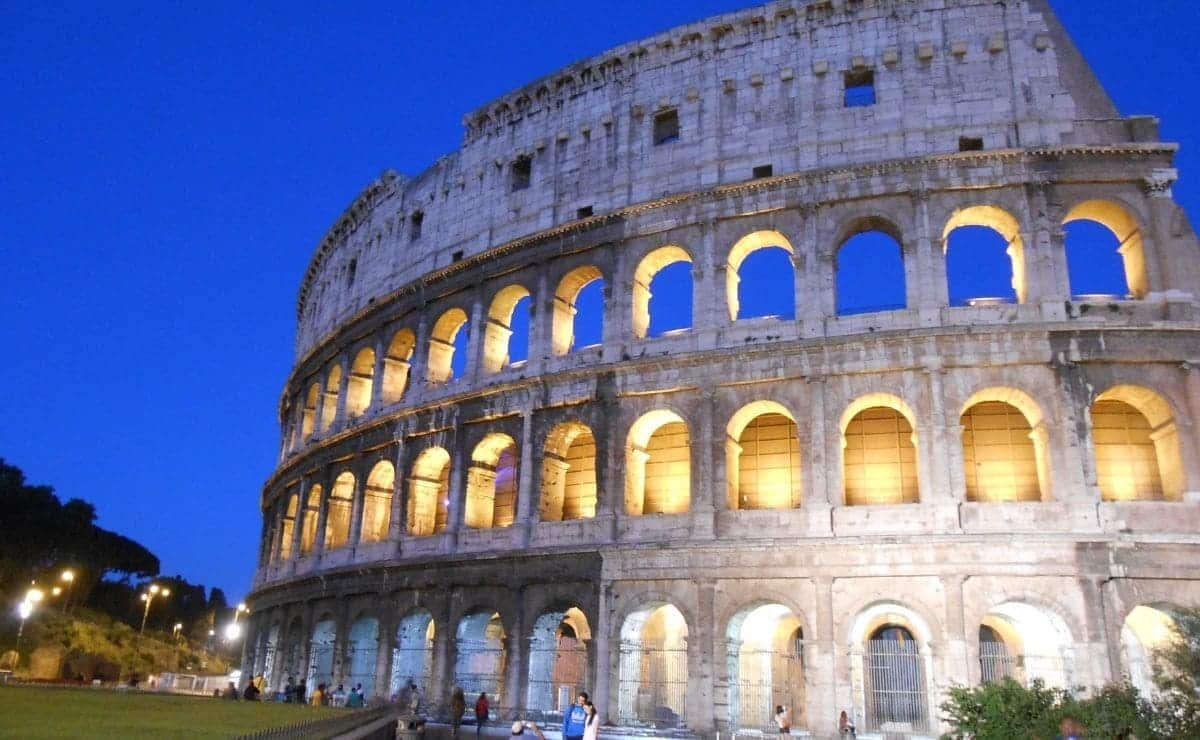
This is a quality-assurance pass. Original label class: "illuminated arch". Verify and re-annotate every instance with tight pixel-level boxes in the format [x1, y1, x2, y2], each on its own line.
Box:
[725, 401, 802, 510]
[849, 602, 933, 733]
[346, 616, 380, 699]
[427, 308, 469, 385]
[277, 492, 298, 561]
[465, 433, 519, 529]
[632, 245, 692, 339]
[1091, 385, 1183, 501]
[617, 603, 689, 727]
[725, 602, 806, 731]
[408, 447, 450, 536]
[526, 606, 592, 712]
[381, 329, 416, 404]
[960, 387, 1048, 502]
[553, 266, 605, 355]
[726, 230, 795, 321]
[1121, 604, 1187, 698]
[300, 484, 321, 554]
[302, 383, 319, 440]
[841, 393, 920, 505]
[978, 601, 1075, 688]
[1064, 200, 1147, 299]
[346, 347, 375, 418]
[942, 205, 1027, 305]
[454, 610, 508, 702]
[482, 284, 532, 374]
[540, 421, 597, 521]
[361, 461, 394, 543]
[625, 410, 691, 515]
[324, 471, 355, 550]
[835, 217, 907, 316]
[320, 364, 342, 432]
[390, 609, 435, 698]
[306, 617, 337, 695]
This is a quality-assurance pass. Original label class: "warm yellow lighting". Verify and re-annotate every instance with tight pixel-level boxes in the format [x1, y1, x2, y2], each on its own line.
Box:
[237, 602, 247, 612]
[51, 587, 62, 597]
[26, 588, 44, 603]
[61, 570, 74, 583]
[161, 588, 170, 597]
[18, 601, 33, 620]
[149, 584, 160, 595]
[224, 622, 243, 641]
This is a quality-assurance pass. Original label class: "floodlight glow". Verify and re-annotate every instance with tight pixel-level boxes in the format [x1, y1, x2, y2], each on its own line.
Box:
[224, 622, 243, 640]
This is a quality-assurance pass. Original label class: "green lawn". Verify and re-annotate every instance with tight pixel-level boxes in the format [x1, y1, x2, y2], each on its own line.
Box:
[0, 685, 349, 739]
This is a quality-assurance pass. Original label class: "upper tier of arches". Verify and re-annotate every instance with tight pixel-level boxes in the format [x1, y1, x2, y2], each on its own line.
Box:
[280, 190, 1194, 458]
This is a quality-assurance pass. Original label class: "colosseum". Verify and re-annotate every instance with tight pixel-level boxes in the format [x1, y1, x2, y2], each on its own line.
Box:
[243, 0, 1200, 736]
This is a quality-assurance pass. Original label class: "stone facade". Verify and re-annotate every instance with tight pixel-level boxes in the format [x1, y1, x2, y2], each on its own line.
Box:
[246, 1, 1200, 737]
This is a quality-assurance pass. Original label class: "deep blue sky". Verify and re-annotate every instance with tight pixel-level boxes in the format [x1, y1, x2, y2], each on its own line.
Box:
[2, 2, 1198, 599]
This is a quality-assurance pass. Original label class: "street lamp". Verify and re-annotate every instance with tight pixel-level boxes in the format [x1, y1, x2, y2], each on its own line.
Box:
[60, 570, 75, 612]
[14, 588, 44, 664]
[173, 623, 183, 638]
[138, 584, 171, 635]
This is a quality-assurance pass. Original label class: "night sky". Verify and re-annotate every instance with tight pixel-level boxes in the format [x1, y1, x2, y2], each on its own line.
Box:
[2, 2, 1198, 600]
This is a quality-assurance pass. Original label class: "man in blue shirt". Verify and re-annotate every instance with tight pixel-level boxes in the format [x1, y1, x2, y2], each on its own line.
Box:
[562, 692, 589, 740]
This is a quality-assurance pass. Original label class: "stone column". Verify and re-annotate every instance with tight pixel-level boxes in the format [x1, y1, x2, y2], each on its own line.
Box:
[348, 467, 366, 551]
[911, 189, 946, 323]
[465, 294, 485, 382]
[375, 607, 397, 701]
[801, 207, 830, 338]
[601, 255, 629, 363]
[313, 471, 333, 558]
[446, 424, 469, 549]
[391, 438, 409, 543]
[810, 577, 837, 733]
[942, 575, 970, 692]
[369, 335, 387, 410]
[1177, 362, 1200, 498]
[527, 264, 550, 376]
[515, 410, 537, 546]
[695, 220, 720, 349]
[334, 358, 350, 429]
[429, 606, 454, 712]
[594, 585, 614, 725]
[1027, 184, 1071, 318]
[806, 378, 834, 512]
[689, 582, 717, 735]
[922, 361, 958, 504]
[692, 391, 717, 538]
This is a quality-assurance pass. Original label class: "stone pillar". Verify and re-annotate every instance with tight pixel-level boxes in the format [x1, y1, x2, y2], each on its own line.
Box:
[348, 467, 366, 550]
[447, 424, 469, 548]
[502, 603, 527, 714]
[528, 265, 550, 375]
[369, 335, 387, 410]
[602, 256, 629, 363]
[695, 220, 721, 349]
[1027, 184, 1071, 318]
[801, 207, 830, 338]
[692, 391, 717, 538]
[594, 585, 614, 725]
[289, 476, 307, 565]
[923, 361, 958, 504]
[391, 438, 409, 542]
[465, 294, 485, 382]
[689, 583, 717, 735]
[810, 577, 837, 733]
[1052, 361, 1100, 502]
[515, 410, 537, 545]
[1177, 362, 1200, 498]
[806, 378, 834, 512]
[942, 576, 970, 693]
[911, 189, 946, 323]
[314, 471, 333, 557]
[334, 359, 350, 429]
[375, 608, 397, 701]
[824, 383, 846, 507]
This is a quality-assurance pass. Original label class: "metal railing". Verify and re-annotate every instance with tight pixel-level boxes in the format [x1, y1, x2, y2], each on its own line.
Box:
[864, 639, 928, 732]
[617, 646, 688, 728]
[235, 706, 392, 740]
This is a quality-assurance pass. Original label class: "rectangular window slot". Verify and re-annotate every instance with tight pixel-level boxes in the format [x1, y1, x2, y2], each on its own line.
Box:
[511, 156, 532, 191]
[410, 211, 423, 241]
[347, 258, 357, 286]
[844, 69, 876, 107]
[653, 109, 680, 145]
[576, 206, 594, 219]
[753, 164, 774, 179]
[451, 250, 464, 263]
[959, 136, 985, 152]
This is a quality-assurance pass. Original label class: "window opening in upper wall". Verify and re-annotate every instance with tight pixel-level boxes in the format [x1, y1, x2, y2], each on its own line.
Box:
[576, 206, 594, 219]
[959, 137, 984, 152]
[410, 211, 423, 241]
[844, 69, 876, 107]
[511, 155, 532, 191]
[347, 258, 357, 287]
[452, 250, 464, 263]
[653, 109, 680, 145]
[753, 164, 773, 179]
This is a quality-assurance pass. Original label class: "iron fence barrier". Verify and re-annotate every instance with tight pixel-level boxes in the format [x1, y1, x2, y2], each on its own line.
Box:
[235, 706, 392, 740]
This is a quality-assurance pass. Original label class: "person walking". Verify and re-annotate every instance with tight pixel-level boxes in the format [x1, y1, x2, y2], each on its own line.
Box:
[562, 692, 588, 740]
[581, 701, 600, 740]
[450, 687, 467, 738]
[475, 692, 490, 736]
[309, 683, 326, 707]
[774, 705, 792, 735]
[242, 680, 260, 701]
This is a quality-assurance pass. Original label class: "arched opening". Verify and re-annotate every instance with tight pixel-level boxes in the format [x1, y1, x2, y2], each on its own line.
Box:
[307, 617, 337, 695]
[483, 285, 532, 374]
[454, 610, 507, 705]
[277, 492, 298, 561]
[300, 484, 321, 555]
[625, 411, 691, 516]
[864, 624, 928, 731]
[1063, 200, 1147, 299]
[321, 365, 342, 432]
[324, 471, 355, 550]
[408, 447, 450, 536]
[526, 607, 591, 716]
[465, 433, 519, 529]
[841, 395, 920, 505]
[381, 329, 416, 404]
[617, 603, 689, 728]
[727, 603, 805, 732]
[346, 616, 380, 700]
[540, 422, 597, 522]
[427, 308, 469, 385]
[726, 402, 802, 510]
[1091, 386, 1183, 501]
[836, 219, 906, 316]
[1121, 604, 1186, 698]
[390, 610, 435, 702]
[726, 230, 795, 321]
[943, 206, 1026, 305]
[632, 246, 692, 339]
[552, 266, 605, 355]
[361, 461, 394, 543]
[961, 399, 1043, 502]
[262, 623, 281, 691]
[282, 616, 305, 691]
[979, 602, 1075, 688]
[346, 348, 375, 418]
[302, 384, 319, 440]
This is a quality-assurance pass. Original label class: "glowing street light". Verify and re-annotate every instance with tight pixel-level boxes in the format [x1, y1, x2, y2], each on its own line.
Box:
[61, 570, 75, 612]
[138, 584, 171, 635]
[173, 622, 183, 638]
[224, 622, 243, 641]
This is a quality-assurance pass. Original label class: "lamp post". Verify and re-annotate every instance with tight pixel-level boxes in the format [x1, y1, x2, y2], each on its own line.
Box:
[173, 623, 183, 639]
[138, 584, 171, 636]
[60, 570, 75, 613]
[14, 588, 44, 665]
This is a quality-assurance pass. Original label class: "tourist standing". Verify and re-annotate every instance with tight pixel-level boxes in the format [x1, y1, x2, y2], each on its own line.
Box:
[838, 710, 856, 737]
[310, 683, 326, 706]
[475, 692, 490, 735]
[774, 705, 792, 735]
[581, 701, 599, 740]
[348, 684, 364, 708]
[562, 692, 588, 740]
[242, 681, 260, 701]
[331, 683, 347, 707]
[450, 687, 467, 737]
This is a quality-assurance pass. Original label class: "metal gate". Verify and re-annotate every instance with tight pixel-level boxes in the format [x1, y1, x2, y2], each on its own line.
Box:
[307, 643, 335, 695]
[390, 645, 433, 700]
[617, 646, 688, 728]
[864, 639, 928, 732]
[347, 644, 379, 699]
[454, 645, 506, 702]
[734, 650, 805, 731]
[980, 641, 1017, 684]
[526, 643, 588, 716]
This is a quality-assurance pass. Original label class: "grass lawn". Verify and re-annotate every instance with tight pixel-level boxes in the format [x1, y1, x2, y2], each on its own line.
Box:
[0, 685, 349, 739]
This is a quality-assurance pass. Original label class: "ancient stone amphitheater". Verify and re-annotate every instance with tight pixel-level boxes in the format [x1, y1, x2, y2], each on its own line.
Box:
[244, 0, 1200, 736]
